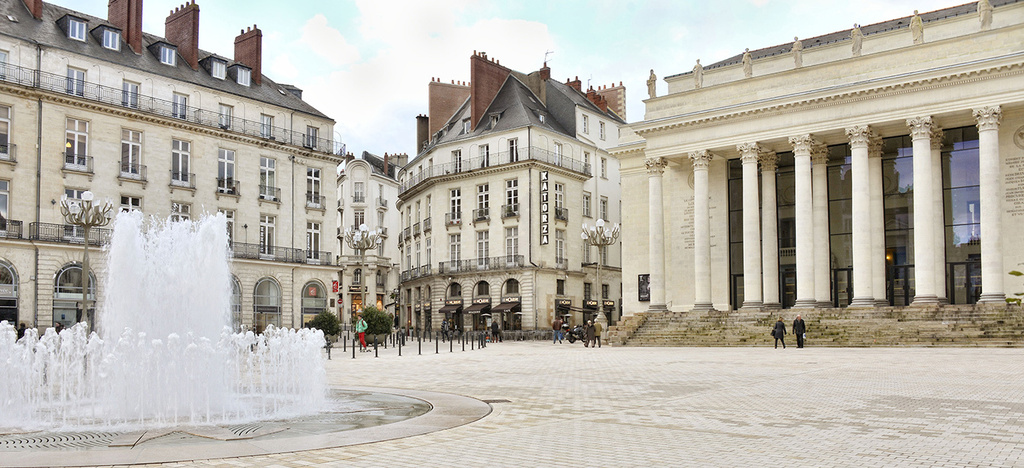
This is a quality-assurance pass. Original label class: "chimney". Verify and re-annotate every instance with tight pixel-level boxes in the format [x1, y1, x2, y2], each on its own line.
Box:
[427, 80, 470, 137]
[586, 87, 609, 113]
[416, 114, 429, 152]
[21, 0, 42, 20]
[383, 152, 390, 178]
[165, 2, 200, 70]
[539, 62, 550, 81]
[108, 0, 144, 54]
[469, 51, 511, 131]
[595, 81, 627, 120]
[567, 76, 582, 92]
[234, 25, 262, 85]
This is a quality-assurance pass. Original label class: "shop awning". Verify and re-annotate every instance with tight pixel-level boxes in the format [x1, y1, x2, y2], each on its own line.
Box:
[438, 304, 462, 314]
[491, 302, 522, 314]
[465, 303, 491, 314]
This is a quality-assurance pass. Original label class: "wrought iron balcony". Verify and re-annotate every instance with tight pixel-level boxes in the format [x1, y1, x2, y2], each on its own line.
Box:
[118, 161, 147, 182]
[400, 270, 412, 282]
[305, 192, 326, 209]
[399, 146, 592, 194]
[377, 197, 388, 208]
[445, 212, 461, 226]
[259, 185, 281, 202]
[556, 257, 569, 269]
[63, 153, 93, 173]
[353, 194, 366, 203]
[230, 242, 309, 264]
[438, 255, 524, 274]
[377, 226, 388, 237]
[216, 178, 240, 196]
[422, 217, 432, 232]
[502, 204, 520, 218]
[0, 220, 23, 239]
[402, 227, 411, 241]
[555, 206, 569, 221]
[29, 222, 111, 245]
[413, 222, 421, 236]
[473, 207, 490, 222]
[0, 143, 16, 163]
[170, 170, 196, 189]
[303, 250, 334, 265]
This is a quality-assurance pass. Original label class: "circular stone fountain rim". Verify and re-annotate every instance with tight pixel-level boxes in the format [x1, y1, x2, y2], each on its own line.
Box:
[0, 386, 492, 468]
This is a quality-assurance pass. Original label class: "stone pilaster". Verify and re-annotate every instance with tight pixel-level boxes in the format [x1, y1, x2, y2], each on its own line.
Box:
[645, 157, 669, 312]
[868, 137, 886, 306]
[931, 127, 948, 303]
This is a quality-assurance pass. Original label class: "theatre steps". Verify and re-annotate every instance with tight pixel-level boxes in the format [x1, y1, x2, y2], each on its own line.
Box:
[609, 304, 1024, 347]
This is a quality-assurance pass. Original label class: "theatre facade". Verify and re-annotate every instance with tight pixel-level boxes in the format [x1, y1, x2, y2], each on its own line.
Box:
[614, 2, 1024, 315]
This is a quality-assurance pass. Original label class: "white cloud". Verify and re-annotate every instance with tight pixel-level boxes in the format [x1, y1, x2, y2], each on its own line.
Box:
[267, 54, 299, 82]
[300, 14, 361, 67]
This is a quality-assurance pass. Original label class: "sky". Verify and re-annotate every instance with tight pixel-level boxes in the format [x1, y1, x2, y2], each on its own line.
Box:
[60, 0, 963, 158]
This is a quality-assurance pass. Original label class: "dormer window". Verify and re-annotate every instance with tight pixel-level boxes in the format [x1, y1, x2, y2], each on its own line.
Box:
[237, 68, 251, 86]
[490, 115, 499, 128]
[462, 119, 470, 134]
[539, 114, 546, 124]
[101, 29, 120, 50]
[68, 18, 86, 41]
[159, 46, 176, 66]
[211, 60, 226, 79]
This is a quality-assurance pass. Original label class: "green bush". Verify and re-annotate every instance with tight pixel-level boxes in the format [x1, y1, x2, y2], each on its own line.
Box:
[362, 306, 393, 335]
[1008, 270, 1023, 306]
[308, 309, 341, 337]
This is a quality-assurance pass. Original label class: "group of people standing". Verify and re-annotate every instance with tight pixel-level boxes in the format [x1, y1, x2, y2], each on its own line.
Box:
[771, 315, 807, 349]
[551, 317, 602, 348]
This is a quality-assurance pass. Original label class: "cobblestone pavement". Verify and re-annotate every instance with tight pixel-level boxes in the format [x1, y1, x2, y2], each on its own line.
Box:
[128, 342, 1024, 467]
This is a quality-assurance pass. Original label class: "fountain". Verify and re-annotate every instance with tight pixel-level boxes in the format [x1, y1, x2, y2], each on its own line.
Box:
[0, 212, 327, 431]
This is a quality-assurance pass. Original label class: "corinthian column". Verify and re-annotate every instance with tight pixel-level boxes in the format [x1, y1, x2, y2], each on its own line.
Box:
[811, 144, 831, 307]
[789, 135, 817, 308]
[908, 116, 938, 305]
[761, 152, 781, 309]
[689, 150, 714, 311]
[646, 157, 669, 311]
[847, 126, 876, 308]
[738, 143, 763, 309]
[974, 106, 1004, 303]
[869, 137, 886, 306]
[931, 127, 948, 303]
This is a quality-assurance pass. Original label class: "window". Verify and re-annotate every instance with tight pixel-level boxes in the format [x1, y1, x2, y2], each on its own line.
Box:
[583, 192, 592, 217]
[477, 184, 489, 209]
[600, 245, 608, 266]
[0, 180, 9, 225]
[601, 157, 608, 178]
[260, 157, 276, 200]
[600, 197, 609, 220]
[555, 230, 565, 262]
[462, 119, 470, 134]
[159, 46, 176, 66]
[415, 242, 421, 266]
[306, 222, 321, 257]
[211, 60, 226, 80]
[490, 115, 499, 128]
[554, 183, 564, 209]
[66, 67, 85, 96]
[120, 196, 141, 212]
[171, 139, 191, 185]
[602, 283, 610, 300]
[353, 209, 365, 228]
[217, 149, 235, 194]
[452, 150, 462, 173]
[237, 67, 251, 86]
[505, 179, 518, 211]
[353, 181, 365, 202]
[554, 142, 563, 165]
[120, 129, 142, 176]
[508, 138, 519, 162]
[599, 121, 606, 140]
[68, 19, 86, 41]
[171, 202, 190, 222]
[584, 282, 592, 300]
[121, 81, 139, 108]
[353, 268, 362, 285]
[259, 215, 275, 254]
[219, 209, 234, 243]
[102, 29, 120, 50]
[0, 50, 7, 79]
[557, 279, 565, 296]
[65, 118, 88, 166]
[426, 238, 432, 264]
[584, 241, 592, 264]
[260, 114, 273, 138]
[476, 231, 489, 264]
[449, 233, 461, 262]
[479, 144, 489, 167]
[305, 126, 318, 149]
[0, 105, 10, 160]
[504, 278, 519, 295]
[450, 188, 461, 218]
[505, 227, 518, 257]
[218, 104, 233, 129]
[172, 93, 188, 119]
[306, 167, 321, 206]
[582, 114, 589, 133]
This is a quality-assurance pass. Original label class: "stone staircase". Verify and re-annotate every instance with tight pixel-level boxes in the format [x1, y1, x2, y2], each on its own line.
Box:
[608, 304, 1024, 347]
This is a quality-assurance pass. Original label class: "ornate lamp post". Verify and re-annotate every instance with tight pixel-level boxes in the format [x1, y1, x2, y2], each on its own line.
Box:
[59, 190, 114, 330]
[581, 218, 619, 328]
[340, 223, 383, 319]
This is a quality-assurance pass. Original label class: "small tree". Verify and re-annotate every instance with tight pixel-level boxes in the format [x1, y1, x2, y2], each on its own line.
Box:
[1008, 271, 1024, 306]
[362, 305, 393, 335]
[308, 310, 341, 337]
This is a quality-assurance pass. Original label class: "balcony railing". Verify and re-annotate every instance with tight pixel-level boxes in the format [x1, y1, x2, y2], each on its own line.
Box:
[170, 170, 196, 189]
[402, 227, 411, 241]
[217, 178, 240, 196]
[353, 194, 366, 203]
[63, 153, 93, 173]
[423, 217, 432, 232]
[400, 270, 411, 282]
[0, 62, 340, 154]
[555, 206, 569, 221]
[400, 264, 433, 283]
[0, 220, 23, 239]
[377, 226, 388, 237]
[438, 255, 525, 274]
[119, 161, 147, 181]
[445, 212, 461, 226]
[556, 257, 568, 269]
[502, 204, 520, 218]
[413, 222, 421, 236]
[473, 207, 490, 222]
[377, 197, 388, 208]
[304, 250, 333, 265]
[399, 146, 592, 193]
[29, 222, 111, 245]
[305, 192, 326, 209]
[259, 185, 281, 202]
[0, 143, 16, 163]
[229, 241, 332, 265]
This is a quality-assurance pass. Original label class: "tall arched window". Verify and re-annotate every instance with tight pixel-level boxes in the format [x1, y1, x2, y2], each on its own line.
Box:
[376, 269, 384, 287]
[448, 282, 461, 298]
[353, 268, 362, 285]
[503, 278, 520, 295]
[53, 263, 96, 328]
[0, 260, 18, 324]
[230, 276, 242, 331]
[253, 277, 281, 333]
[301, 281, 327, 326]
[475, 281, 490, 297]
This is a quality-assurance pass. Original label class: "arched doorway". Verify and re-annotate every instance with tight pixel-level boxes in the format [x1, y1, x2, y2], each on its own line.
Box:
[253, 277, 281, 333]
[0, 260, 18, 324]
[301, 280, 327, 327]
[439, 282, 464, 331]
[53, 263, 95, 328]
[230, 275, 242, 331]
[469, 281, 491, 331]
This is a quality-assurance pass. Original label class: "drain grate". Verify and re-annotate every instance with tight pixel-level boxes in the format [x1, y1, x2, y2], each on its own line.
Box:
[0, 432, 118, 450]
[229, 424, 264, 437]
[482, 399, 511, 404]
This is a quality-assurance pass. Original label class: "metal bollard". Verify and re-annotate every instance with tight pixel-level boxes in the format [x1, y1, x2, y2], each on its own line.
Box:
[462, 332, 465, 352]
[398, 333, 402, 356]
[471, 332, 475, 350]
[343, 333, 347, 352]
[418, 331, 422, 355]
[374, 335, 379, 357]
[352, 337, 356, 359]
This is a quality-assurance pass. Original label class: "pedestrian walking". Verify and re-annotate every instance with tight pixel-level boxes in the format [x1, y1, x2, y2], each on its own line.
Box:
[490, 319, 501, 343]
[793, 314, 807, 348]
[584, 320, 595, 348]
[17, 322, 26, 340]
[593, 320, 602, 348]
[552, 317, 563, 343]
[772, 316, 787, 349]
[441, 318, 450, 342]
[355, 313, 368, 352]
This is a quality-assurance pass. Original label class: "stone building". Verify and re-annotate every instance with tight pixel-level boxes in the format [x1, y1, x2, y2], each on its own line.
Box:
[614, 1, 1024, 315]
[398, 53, 625, 332]
[0, 0, 342, 331]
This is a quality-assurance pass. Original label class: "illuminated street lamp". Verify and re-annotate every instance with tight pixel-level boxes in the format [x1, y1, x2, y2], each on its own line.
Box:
[581, 218, 620, 328]
[59, 190, 114, 330]
[340, 223, 383, 318]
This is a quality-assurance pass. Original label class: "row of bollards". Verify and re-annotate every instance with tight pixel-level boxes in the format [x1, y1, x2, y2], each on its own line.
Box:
[344, 329, 492, 359]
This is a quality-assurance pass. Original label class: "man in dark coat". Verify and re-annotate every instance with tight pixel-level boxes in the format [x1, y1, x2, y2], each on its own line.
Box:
[793, 315, 807, 348]
[584, 320, 596, 348]
[490, 319, 501, 343]
[772, 317, 787, 349]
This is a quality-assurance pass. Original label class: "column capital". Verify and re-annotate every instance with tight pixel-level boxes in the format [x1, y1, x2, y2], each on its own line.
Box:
[737, 142, 764, 163]
[788, 134, 819, 154]
[810, 144, 829, 165]
[644, 157, 668, 175]
[845, 125, 875, 148]
[759, 151, 779, 172]
[930, 127, 945, 150]
[906, 116, 935, 139]
[973, 105, 1002, 131]
[868, 136, 883, 158]
[688, 150, 713, 170]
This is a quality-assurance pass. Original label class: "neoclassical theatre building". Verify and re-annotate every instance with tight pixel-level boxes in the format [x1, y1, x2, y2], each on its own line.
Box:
[614, 1, 1024, 315]
[0, 0, 342, 330]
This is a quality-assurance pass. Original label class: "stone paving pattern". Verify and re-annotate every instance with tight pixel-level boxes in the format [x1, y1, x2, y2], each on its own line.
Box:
[106, 341, 1024, 467]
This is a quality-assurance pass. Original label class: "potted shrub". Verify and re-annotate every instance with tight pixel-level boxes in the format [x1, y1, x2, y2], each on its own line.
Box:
[308, 309, 341, 343]
[362, 306, 393, 345]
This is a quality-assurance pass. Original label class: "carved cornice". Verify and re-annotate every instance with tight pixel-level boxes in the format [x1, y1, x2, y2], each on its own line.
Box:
[759, 151, 779, 172]
[736, 142, 763, 163]
[845, 125, 874, 148]
[906, 116, 935, 139]
[973, 105, 1002, 131]
[645, 157, 668, 175]
[788, 134, 819, 155]
[688, 150, 713, 170]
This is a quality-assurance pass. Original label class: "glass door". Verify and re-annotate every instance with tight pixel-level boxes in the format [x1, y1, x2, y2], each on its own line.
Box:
[780, 266, 797, 309]
[888, 265, 914, 306]
[948, 262, 981, 305]
[832, 268, 853, 308]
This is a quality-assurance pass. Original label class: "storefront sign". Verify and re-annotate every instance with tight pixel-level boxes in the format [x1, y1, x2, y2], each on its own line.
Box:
[603, 300, 616, 308]
[472, 297, 492, 305]
[501, 295, 522, 304]
[332, 280, 339, 293]
[555, 298, 571, 308]
[348, 285, 363, 293]
[445, 299, 464, 306]
[584, 299, 599, 308]
[539, 170, 549, 245]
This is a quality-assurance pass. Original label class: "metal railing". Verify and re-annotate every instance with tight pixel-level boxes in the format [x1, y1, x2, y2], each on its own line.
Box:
[118, 161, 147, 181]
[63, 153, 93, 173]
[438, 255, 524, 274]
[229, 241, 332, 265]
[413, 222, 421, 236]
[402, 227, 411, 240]
[502, 204, 520, 218]
[377, 226, 389, 237]
[259, 185, 281, 202]
[446, 212, 461, 226]
[0, 62, 339, 154]
[377, 197, 388, 208]
[170, 170, 196, 189]
[400, 146, 592, 193]
[555, 206, 569, 221]
[0, 220, 23, 239]
[556, 257, 569, 269]
[29, 222, 111, 245]
[401, 264, 433, 282]
[353, 194, 366, 203]
[304, 250, 333, 265]
[305, 192, 326, 209]
[0, 144, 16, 163]
[473, 207, 490, 222]
[423, 217, 432, 232]
[217, 178, 240, 196]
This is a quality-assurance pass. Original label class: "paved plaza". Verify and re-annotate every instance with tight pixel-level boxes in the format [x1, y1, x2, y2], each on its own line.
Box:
[107, 342, 1024, 467]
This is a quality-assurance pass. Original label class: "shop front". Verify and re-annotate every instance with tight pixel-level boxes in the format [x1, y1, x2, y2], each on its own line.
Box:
[583, 299, 599, 324]
[492, 295, 523, 330]
[465, 297, 491, 331]
[438, 299, 463, 331]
